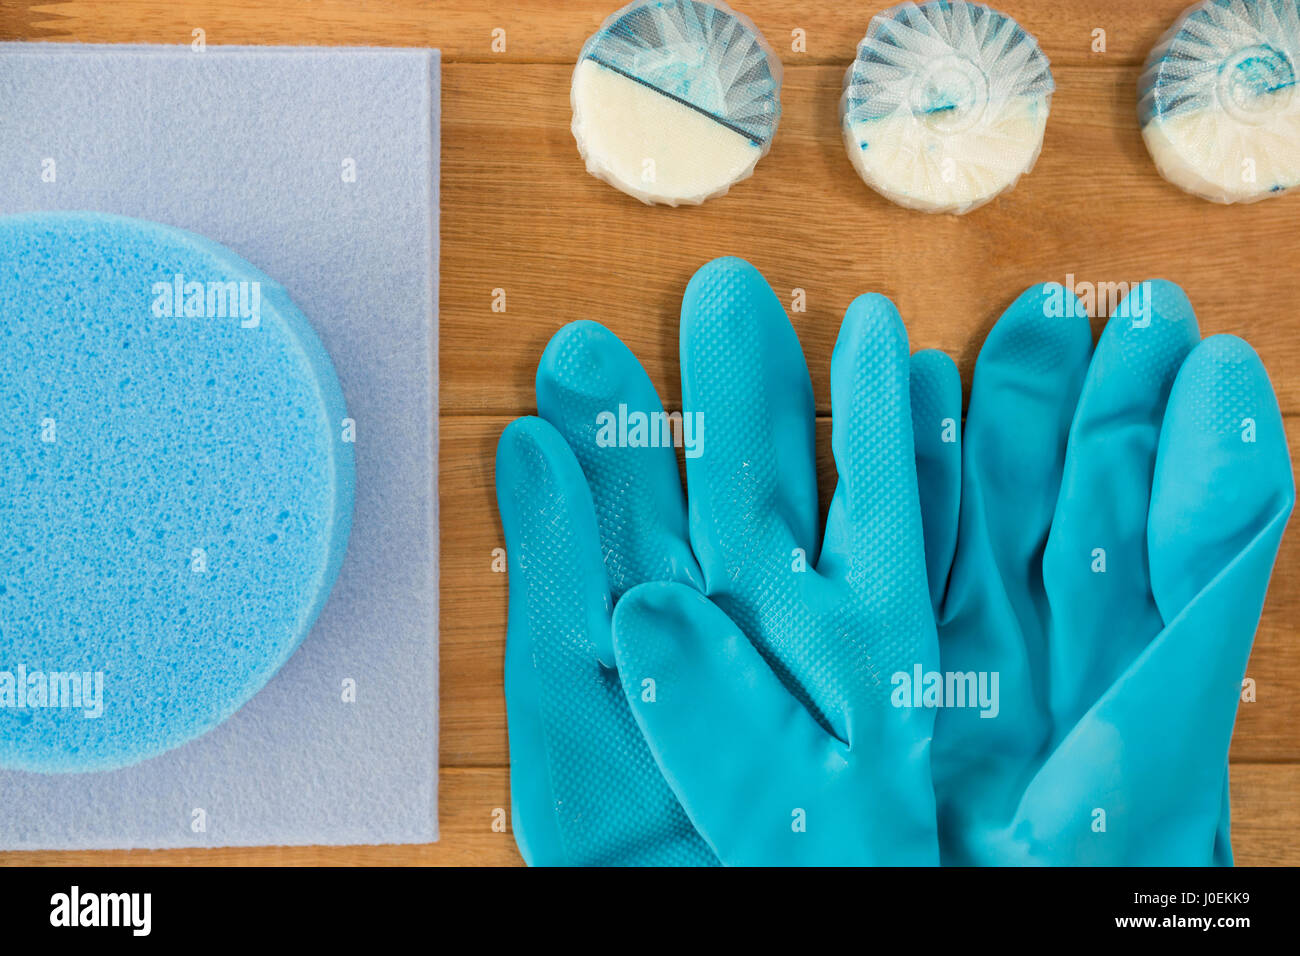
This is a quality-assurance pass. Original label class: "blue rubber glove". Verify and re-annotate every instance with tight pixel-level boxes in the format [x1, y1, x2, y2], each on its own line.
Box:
[914, 280, 1294, 865]
[497, 257, 942, 865]
[496, 333, 715, 866]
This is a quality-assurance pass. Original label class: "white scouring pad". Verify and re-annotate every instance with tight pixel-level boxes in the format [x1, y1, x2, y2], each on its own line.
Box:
[571, 0, 783, 206]
[841, 0, 1054, 215]
[1140, 0, 1300, 204]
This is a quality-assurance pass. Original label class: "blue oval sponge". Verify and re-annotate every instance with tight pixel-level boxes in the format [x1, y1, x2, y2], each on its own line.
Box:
[0, 212, 355, 773]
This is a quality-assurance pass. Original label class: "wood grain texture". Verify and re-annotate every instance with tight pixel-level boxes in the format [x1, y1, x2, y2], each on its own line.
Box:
[1, 0, 1297, 868]
[25, 0, 1208, 65]
[442, 63, 1300, 416]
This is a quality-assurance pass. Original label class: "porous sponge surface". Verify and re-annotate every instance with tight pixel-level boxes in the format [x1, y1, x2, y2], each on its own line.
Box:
[0, 212, 354, 773]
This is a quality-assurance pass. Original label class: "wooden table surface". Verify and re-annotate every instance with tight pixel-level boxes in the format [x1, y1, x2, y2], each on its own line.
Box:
[1, 0, 1296, 866]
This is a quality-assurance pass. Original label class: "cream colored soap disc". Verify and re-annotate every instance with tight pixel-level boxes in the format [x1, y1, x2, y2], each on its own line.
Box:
[572, 0, 782, 206]
[1140, 0, 1300, 204]
[841, 1, 1055, 215]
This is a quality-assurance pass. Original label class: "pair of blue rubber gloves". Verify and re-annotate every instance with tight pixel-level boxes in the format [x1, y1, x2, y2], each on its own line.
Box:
[495, 257, 1294, 866]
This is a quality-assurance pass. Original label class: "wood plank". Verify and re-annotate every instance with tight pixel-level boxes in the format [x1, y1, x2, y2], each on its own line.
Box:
[2, 763, 1295, 866]
[1225, 764, 1300, 867]
[0, 2, 69, 39]
[26, 0, 1200, 66]
[442, 63, 1300, 416]
[442, 416, 1300, 765]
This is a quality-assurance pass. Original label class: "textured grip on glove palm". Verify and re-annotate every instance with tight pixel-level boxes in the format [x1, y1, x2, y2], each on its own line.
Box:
[612, 275, 940, 865]
[499, 258, 944, 865]
[497, 417, 716, 866]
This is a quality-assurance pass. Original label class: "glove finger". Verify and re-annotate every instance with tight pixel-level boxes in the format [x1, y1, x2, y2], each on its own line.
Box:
[1012, 339, 1291, 865]
[942, 285, 1092, 671]
[909, 348, 962, 614]
[818, 295, 925, 600]
[612, 582, 894, 866]
[1043, 280, 1200, 730]
[496, 418, 715, 867]
[810, 298, 939, 740]
[680, 257, 820, 601]
[1149, 334, 1295, 617]
[536, 320, 703, 599]
[934, 284, 1092, 773]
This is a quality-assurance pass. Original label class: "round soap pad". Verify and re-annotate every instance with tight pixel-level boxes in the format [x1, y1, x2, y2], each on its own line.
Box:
[0, 212, 355, 773]
[1140, 0, 1300, 203]
[841, 0, 1054, 214]
[571, 0, 783, 206]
